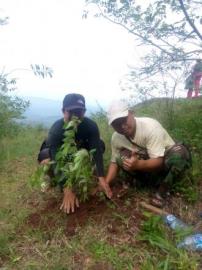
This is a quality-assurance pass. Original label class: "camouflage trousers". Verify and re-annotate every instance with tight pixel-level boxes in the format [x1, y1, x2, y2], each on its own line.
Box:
[120, 142, 192, 189]
[162, 142, 192, 187]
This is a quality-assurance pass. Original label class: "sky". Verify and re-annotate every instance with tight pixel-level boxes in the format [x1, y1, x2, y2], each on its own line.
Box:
[0, 0, 139, 107]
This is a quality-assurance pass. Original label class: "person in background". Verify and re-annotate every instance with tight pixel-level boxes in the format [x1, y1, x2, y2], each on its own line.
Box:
[185, 74, 194, 99]
[192, 59, 202, 98]
[105, 100, 192, 205]
[38, 93, 112, 214]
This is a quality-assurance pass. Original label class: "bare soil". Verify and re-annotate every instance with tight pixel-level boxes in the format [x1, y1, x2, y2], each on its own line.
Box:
[25, 181, 202, 237]
[25, 184, 144, 237]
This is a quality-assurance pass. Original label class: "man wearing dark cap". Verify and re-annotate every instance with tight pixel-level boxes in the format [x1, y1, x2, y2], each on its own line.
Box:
[38, 93, 112, 214]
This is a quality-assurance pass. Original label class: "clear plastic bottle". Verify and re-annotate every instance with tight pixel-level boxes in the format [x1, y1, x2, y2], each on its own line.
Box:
[177, 234, 202, 251]
[163, 214, 188, 230]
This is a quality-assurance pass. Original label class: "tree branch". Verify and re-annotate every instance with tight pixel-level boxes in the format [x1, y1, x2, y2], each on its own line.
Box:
[96, 4, 174, 58]
[178, 0, 202, 41]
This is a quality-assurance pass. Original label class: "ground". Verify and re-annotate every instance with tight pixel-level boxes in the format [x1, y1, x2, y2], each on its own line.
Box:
[25, 183, 202, 238]
[1, 156, 201, 269]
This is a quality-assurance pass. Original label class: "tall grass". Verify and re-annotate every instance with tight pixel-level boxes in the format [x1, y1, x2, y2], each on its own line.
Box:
[0, 124, 46, 168]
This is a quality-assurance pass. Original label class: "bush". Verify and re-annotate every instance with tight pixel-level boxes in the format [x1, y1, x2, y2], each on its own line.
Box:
[0, 72, 29, 138]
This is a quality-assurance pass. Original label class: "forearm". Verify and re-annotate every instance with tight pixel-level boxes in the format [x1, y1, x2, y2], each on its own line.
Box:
[105, 162, 119, 185]
[94, 153, 105, 177]
[88, 137, 104, 177]
[135, 157, 164, 172]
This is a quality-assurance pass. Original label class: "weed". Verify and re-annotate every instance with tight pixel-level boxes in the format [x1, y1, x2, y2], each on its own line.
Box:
[138, 214, 200, 270]
[0, 233, 10, 258]
[87, 240, 134, 270]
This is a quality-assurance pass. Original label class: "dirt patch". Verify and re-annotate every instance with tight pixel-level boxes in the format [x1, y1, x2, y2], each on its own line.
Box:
[24, 184, 144, 237]
[24, 182, 202, 238]
[64, 197, 110, 236]
[88, 261, 114, 270]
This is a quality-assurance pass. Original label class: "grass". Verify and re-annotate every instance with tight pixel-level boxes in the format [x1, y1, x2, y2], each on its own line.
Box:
[138, 214, 200, 270]
[0, 98, 202, 269]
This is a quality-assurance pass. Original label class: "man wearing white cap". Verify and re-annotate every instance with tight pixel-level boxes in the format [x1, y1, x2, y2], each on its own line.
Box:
[105, 100, 192, 200]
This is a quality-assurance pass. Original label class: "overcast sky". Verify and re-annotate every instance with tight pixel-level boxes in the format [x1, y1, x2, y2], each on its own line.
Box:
[0, 0, 141, 107]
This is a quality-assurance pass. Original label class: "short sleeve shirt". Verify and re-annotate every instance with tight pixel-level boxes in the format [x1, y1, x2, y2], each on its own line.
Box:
[111, 117, 175, 162]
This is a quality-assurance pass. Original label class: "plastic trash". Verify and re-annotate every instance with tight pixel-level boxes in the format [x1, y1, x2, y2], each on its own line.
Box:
[40, 181, 49, 193]
[177, 234, 202, 251]
[163, 214, 188, 230]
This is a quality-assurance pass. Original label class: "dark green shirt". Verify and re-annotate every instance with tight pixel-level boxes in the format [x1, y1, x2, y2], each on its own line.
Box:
[46, 117, 104, 177]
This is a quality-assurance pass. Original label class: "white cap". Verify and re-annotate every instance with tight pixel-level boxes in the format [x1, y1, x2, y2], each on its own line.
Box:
[107, 99, 129, 125]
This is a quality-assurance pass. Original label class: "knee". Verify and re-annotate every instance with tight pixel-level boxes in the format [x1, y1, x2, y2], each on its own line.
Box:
[38, 148, 50, 163]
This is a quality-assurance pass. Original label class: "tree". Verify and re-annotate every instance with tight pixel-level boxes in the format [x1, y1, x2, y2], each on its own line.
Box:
[0, 64, 53, 137]
[0, 13, 54, 136]
[85, 0, 202, 99]
[0, 71, 29, 137]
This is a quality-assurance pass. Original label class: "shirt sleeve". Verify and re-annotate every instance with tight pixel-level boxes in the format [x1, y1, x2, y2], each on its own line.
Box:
[146, 124, 170, 158]
[87, 121, 105, 177]
[46, 120, 64, 160]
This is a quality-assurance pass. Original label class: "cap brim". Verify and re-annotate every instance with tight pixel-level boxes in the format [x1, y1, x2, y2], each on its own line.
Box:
[108, 110, 128, 125]
[65, 105, 86, 110]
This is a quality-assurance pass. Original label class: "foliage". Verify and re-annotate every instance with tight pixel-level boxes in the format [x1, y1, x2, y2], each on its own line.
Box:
[0, 62, 53, 138]
[85, 0, 202, 100]
[30, 64, 53, 78]
[30, 163, 51, 190]
[31, 117, 95, 202]
[55, 117, 95, 201]
[0, 72, 29, 137]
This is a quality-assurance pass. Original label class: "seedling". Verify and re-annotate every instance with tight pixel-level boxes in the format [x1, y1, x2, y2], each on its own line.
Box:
[31, 116, 96, 202]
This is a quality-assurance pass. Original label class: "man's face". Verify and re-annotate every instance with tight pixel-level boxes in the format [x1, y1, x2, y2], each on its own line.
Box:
[111, 112, 135, 138]
[63, 108, 86, 121]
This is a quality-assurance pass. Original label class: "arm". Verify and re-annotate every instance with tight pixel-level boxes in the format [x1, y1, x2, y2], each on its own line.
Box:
[87, 121, 112, 198]
[92, 164, 117, 198]
[87, 122, 105, 177]
[46, 119, 64, 160]
[105, 162, 119, 185]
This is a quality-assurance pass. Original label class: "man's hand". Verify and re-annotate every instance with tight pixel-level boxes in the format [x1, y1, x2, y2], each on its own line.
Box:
[40, 158, 50, 165]
[122, 151, 139, 172]
[98, 177, 112, 199]
[60, 187, 79, 214]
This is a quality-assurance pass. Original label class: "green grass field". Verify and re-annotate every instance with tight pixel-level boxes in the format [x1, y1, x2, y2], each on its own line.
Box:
[0, 98, 202, 269]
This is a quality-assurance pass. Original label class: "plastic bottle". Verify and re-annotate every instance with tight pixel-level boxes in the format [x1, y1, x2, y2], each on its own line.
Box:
[177, 234, 202, 251]
[163, 214, 188, 230]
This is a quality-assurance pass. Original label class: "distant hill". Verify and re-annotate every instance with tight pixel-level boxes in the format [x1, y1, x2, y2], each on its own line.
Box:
[23, 96, 98, 127]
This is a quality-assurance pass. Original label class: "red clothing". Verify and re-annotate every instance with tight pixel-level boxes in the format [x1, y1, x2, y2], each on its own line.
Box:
[193, 72, 202, 97]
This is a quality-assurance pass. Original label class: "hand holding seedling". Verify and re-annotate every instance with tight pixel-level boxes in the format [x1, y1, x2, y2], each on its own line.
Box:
[60, 187, 79, 214]
[122, 151, 138, 172]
